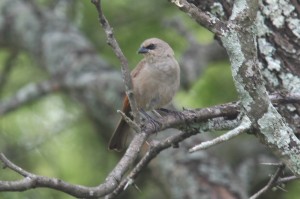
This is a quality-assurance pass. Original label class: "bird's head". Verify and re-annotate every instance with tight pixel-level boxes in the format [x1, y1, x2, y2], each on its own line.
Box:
[138, 38, 174, 58]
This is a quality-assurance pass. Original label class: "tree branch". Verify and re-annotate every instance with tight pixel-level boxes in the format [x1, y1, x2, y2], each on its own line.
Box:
[91, 0, 140, 124]
[0, 93, 299, 197]
[220, 0, 300, 175]
[189, 116, 251, 152]
[0, 103, 239, 197]
[171, 0, 300, 175]
[96, 117, 241, 198]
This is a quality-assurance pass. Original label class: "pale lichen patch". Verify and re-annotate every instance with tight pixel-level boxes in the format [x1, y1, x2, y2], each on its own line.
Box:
[245, 60, 255, 77]
[287, 104, 296, 112]
[258, 38, 274, 56]
[265, 57, 281, 71]
[280, 0, 295, 16]
[211, 2, 225, 17]
[287, 18, 300, 38]
[256, 12, 271, 36]
[262, 0, 290, 28]
[230, 0, 247, 21]
[258, 104, 291, 146]
[280, 73, 300, 92]
[261, 67, 279, 87]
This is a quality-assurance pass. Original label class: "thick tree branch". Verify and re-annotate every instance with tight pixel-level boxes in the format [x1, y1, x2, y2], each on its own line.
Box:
[224, 0, 300, 176]
[170, 0, 300, 175]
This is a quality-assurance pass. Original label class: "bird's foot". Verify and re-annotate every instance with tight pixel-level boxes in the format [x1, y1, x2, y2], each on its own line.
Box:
[140, 109, 161, 131]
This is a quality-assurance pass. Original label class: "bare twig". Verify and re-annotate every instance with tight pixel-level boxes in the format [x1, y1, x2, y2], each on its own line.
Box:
[260, 162, 283, 166]
[189, 116, 251, 152]
[276, 175, 300, 184]
[250, 164, 285, 199]
[91, 0, 140, 124]
[0, 154, 33, 178]
[117, 110, 140, 132]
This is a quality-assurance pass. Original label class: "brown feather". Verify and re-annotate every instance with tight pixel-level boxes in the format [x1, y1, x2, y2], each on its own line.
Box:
[108, 96, 132, 151]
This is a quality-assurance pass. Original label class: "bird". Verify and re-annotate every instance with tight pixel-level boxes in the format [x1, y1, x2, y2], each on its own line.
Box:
[108, 38, 180, 151]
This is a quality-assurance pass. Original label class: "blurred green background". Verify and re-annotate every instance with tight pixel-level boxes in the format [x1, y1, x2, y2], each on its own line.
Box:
[0, 0, 298, 199]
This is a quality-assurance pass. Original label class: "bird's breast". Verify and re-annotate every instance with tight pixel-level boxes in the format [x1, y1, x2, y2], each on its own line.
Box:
[132, 58, 180, 110]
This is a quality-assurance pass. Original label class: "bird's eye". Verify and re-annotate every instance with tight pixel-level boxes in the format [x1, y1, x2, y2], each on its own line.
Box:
[146, 44, 156, 50]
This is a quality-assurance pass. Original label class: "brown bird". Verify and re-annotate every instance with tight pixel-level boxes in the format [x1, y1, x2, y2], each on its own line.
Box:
[108, 38, 180, 151]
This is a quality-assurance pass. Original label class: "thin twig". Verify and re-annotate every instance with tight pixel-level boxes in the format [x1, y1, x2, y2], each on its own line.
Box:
[91, 0, 140, 124]
[189, 116, 251, 152]
[249, 164, 286, 199]
[117, 110, 140, 132]
[0, 154, 33, 178]
[276, 175, 300, 184]
[260, 162, 283, 166]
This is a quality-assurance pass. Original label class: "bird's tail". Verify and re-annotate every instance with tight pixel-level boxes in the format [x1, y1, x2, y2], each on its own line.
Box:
[108, 118, 130, 151]
[108, 95, 132, 151]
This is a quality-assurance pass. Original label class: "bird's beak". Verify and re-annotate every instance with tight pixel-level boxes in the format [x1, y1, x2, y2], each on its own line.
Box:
[138, 47, 149, 54]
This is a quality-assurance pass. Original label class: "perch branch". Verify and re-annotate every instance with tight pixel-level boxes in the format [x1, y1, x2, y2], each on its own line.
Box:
[107, 116, 240, 198]
[0, 103, 240, 197]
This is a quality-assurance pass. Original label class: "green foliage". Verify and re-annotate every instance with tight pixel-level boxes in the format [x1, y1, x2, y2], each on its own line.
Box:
[176, 62, 238, 108]
[0, 51, 47, 98]
[285, 181, 300, 199]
